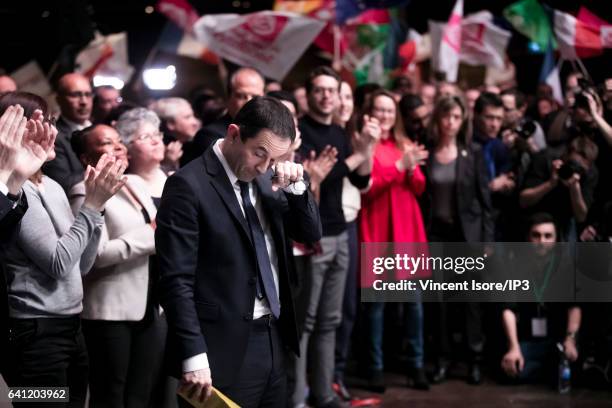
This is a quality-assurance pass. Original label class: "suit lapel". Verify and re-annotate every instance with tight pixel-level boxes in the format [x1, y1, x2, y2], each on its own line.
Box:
[203, 148, 252, 243]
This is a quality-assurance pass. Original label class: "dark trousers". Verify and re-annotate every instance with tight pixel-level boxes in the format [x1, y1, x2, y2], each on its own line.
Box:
[431, 302, 484, 364]
[4, 316, 88, 408]
[178, 316, 287, 408]
[334, 221, 358, 381]
[428, 219, 484, 365]
[82, 312, 166, 408]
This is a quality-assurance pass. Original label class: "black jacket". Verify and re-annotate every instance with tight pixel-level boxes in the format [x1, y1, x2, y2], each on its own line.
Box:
[155, 147, 321, 387]
[422, 143, 494, 242]
[42, 117, 84, 192]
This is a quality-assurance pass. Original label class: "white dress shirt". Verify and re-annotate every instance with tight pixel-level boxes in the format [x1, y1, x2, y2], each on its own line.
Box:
[183, 139, 284, 373]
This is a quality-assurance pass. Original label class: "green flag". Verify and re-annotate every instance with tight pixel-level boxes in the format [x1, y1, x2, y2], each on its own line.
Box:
[503, 0, 556, 50]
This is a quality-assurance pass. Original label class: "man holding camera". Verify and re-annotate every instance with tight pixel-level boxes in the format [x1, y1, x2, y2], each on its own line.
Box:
[520, 137, 599, 241]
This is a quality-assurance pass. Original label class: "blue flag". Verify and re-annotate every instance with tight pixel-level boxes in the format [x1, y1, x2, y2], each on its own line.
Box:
[336, 0, 411, 24]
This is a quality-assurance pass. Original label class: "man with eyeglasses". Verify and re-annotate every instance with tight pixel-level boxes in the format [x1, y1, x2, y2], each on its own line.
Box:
[290, 66, 376, 408]
[43, 72, 93, 193]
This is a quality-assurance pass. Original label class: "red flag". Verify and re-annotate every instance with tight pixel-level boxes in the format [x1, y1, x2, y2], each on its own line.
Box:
[156, 0, 199, 31]
[576, 7, 610, 58]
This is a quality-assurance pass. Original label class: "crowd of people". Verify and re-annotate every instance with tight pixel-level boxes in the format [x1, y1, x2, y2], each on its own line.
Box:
[0, 63, 611, 408]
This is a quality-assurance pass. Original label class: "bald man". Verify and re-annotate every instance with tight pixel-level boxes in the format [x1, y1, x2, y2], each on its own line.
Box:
[42, 73, 93, 192]
[182, 67, 265, 165]
[0, 75, 17, 93]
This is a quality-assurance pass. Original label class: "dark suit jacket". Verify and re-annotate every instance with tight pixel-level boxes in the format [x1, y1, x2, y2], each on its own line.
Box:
[155, 147, 322, 388]
[0, 191, 28, 373]
[42, 117, 84, 192]
[181, 114, 232, 166]
[422, 143, 494, 242]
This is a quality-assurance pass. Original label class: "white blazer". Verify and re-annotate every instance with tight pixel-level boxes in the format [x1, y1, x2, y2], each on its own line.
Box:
[81, 175, 158, 321]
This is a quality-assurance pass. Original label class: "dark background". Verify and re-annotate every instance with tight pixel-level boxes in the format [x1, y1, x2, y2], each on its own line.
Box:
[1, 0, 610, 99]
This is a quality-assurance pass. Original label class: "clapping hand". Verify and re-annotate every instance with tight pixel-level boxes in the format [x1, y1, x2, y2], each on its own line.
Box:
[353, 115, 381, 154]
[399, 142, 429, 172]
[0, 105, 57, 194]
[302, 145, 338, 186]
[83, 153, 127, 212]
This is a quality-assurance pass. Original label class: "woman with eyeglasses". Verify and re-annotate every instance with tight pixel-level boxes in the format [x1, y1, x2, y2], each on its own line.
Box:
[359, 90, 431, 392]
[422, 95, 493, 385]
[0, 92, 125, 407]
[77, 108, 171, 408]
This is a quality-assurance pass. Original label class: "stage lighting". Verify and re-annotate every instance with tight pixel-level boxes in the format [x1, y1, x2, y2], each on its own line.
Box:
[143, 65, 177, 90]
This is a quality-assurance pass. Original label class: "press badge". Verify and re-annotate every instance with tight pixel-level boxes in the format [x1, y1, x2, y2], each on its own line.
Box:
[531, 317, 547, 337]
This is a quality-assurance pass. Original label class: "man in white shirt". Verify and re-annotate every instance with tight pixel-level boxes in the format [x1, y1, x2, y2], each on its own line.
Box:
[156, 96, 321, 407]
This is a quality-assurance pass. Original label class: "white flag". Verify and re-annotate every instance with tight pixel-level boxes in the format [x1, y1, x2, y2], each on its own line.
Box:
[429, 0, 463, 82]
[193, 11, 325, 80]
[461, 11, 511, 68]
[75, 32, 134, 84]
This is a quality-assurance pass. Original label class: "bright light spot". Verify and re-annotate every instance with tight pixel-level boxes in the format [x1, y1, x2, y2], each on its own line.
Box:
[145, 6, 155, 14]
[528, 41, 541, 53]
[143, 65, 176, 90]
[93, 75, 125, 90]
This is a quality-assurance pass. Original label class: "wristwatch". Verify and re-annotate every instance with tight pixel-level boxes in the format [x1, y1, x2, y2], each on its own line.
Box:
[566, 331, 577, 340]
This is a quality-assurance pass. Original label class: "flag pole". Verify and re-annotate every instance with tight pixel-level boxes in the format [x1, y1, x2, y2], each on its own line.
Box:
[575, 56, 593, 83]
[332, 24, 342, 72]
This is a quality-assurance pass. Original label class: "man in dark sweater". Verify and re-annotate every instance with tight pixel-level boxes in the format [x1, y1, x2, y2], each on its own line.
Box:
[500, 213, 580, 384]
[290, 66, 377, 408]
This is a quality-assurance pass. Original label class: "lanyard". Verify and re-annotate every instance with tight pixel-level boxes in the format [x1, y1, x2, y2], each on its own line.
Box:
[533, 252, 556, 306]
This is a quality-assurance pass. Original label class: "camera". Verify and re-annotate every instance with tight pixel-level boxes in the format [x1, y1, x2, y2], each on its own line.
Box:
[514, 120, 537, 139]
[558, 160, 584, 180]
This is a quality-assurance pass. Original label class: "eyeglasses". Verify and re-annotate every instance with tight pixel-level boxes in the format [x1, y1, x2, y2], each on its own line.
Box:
[312, 87, 338, 96]
[132, 132, 163, 143]
[63, 91, 93, 99]
[372, 107, 395, 115]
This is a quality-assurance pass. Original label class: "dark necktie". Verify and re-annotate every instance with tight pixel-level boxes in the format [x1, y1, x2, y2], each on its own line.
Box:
[238, 181, 280, 318]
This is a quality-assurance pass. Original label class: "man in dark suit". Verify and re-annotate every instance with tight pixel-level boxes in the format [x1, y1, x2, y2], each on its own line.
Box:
[43, 73, 92, 192]
[156, 96, 321, 408]
[182, 67, 265, 165]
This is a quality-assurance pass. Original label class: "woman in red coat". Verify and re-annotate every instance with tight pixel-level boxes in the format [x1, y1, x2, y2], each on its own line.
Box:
[359, 90, 430, 391]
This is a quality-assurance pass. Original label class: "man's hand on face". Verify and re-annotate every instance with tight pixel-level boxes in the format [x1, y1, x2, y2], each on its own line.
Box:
[271, 161, 305, 192]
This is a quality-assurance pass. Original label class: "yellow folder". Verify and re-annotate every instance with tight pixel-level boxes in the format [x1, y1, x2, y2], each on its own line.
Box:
[178, 386, 240, 408]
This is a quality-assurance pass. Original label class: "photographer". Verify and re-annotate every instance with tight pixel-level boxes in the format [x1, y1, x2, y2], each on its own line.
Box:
[500, 89, 547, 158]
[520, 136, 599, 241]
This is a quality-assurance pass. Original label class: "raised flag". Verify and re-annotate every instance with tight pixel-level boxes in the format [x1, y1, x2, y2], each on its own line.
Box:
[156, 0, 199, 32]
[336, 0, 411, 25]
[75, 32, 134, 85]
[554, 7, 611, 60]
[460, 11, 511, 69]
[539, 40, 563, 104]
[156, 0, 219, 64]
[503, 0, 556, 50]
[192, 11, 325, 80]
[429, 0, 463, 82]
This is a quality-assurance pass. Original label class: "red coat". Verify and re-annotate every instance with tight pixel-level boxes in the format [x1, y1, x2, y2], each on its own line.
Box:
[359, 137, 429, 288]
